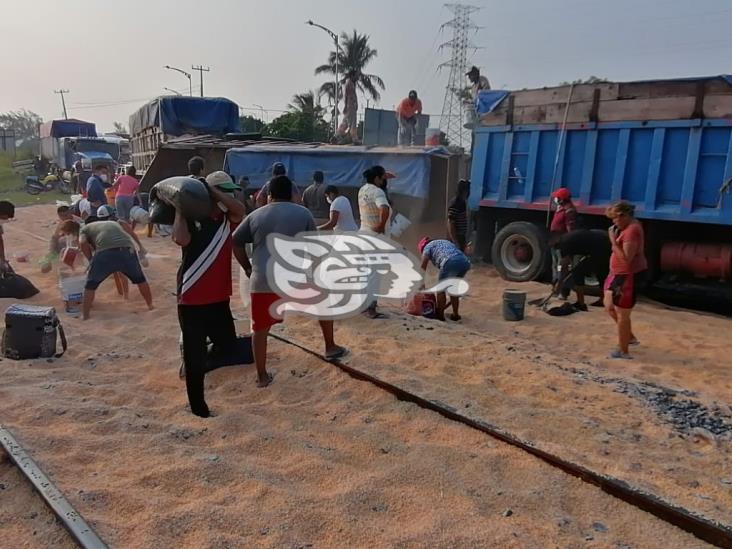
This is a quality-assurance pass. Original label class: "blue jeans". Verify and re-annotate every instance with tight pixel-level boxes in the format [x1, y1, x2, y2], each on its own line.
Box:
[115, 195, 135, 221]
[439, 255, 471, 280]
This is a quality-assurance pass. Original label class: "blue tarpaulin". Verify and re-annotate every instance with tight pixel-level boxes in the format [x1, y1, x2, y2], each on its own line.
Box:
[475, 90, 510, 115]
[39, 119, 97, 138]
[224, 145, 447, 199]
[129, 97, 240, 137]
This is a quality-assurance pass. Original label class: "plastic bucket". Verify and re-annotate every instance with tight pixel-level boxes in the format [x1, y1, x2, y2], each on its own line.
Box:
[502, 289, 526, 321]
[425, 128, 441, 146]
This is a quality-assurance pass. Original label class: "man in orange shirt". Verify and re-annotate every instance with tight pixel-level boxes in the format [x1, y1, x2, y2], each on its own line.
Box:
[396, 90, 423, 146]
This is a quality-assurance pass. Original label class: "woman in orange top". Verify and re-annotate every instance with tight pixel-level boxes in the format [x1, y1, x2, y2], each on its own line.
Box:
[603, 201, 648, 359]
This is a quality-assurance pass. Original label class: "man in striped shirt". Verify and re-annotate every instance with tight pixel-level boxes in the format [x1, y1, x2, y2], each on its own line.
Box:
[447, 179, 470, 252]
[172, 170, 246, 418]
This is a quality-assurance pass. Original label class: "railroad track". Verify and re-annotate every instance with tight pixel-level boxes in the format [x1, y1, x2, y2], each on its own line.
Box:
[0, 427, 107, 549]
[269, 332, 732, 549]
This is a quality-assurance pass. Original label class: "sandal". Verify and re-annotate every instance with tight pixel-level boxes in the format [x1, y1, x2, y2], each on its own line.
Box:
[609, 349, 633, 360]
[325, 346, 349, 360]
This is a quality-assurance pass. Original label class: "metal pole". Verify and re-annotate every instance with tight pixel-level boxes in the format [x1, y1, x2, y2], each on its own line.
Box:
[334, 35, 339, 135]
[164, 66, 193, 97]
[192, 65, 210, 97]
[54, 89, 69, 119]
[546, 83, 575, 226]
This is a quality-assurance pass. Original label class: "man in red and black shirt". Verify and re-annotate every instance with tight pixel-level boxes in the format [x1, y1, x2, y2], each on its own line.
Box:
[172, 169, 246, 418]
[549, 187, 578, 291]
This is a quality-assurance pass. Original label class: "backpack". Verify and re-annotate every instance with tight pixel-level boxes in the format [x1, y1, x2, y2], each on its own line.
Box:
[0, 265, 39, 299]
[2, 304, 67, 359]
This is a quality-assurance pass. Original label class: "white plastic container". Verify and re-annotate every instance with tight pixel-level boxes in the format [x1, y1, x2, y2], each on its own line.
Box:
[390, 213, 411, 238]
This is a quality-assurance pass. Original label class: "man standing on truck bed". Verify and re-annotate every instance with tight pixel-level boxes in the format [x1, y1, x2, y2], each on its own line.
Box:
[466, 66, 491, 99]
[396, 90, 423, 146]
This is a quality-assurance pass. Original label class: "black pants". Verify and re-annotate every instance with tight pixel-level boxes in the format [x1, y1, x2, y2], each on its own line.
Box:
[178, 300, 237, 415]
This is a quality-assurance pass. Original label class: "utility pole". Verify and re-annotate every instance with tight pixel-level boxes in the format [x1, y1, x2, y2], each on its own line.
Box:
[438, 3, 480, 149]
[192, 65, 210, 97]
[306, 20, 340, 136]
[54, 89, 69, 119]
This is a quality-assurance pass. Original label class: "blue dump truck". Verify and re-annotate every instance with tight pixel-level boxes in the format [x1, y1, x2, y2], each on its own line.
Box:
[470, 75, 732, 302]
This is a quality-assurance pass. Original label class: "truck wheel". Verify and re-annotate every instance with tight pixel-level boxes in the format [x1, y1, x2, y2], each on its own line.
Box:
[491, 221, 548, 282]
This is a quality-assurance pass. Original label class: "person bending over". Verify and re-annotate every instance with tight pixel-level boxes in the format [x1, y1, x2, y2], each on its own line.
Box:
[60, 220, 153, 320]
[418, 237, 471, 321]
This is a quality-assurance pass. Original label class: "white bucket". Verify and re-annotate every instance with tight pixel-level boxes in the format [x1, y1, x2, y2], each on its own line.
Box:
[59, 274, 86, 302]
[425, 128, 441, 146]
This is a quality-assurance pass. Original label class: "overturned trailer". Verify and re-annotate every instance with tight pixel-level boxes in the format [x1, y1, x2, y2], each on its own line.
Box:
[224, 144, 467, 249]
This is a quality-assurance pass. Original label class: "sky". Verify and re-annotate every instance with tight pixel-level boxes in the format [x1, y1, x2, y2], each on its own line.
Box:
[2, 0, 732, 132]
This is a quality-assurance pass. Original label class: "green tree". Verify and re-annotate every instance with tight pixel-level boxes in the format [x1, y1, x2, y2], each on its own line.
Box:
[239, 115, 265, 133]
[264, 112, 329, 142]
[263, 90, 329, 142]
[0, 109, 43, 145]
[315, 30, 385, 107]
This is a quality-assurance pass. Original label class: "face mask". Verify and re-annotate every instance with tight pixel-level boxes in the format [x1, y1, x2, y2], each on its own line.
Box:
[100, 174, 108, 183]
[218, 202, 228, 213]
[553, 197, 560, 205]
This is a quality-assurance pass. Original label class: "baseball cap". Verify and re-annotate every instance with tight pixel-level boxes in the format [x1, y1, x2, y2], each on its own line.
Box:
[418, 236, 431, 254]
[272, 162, 286, 176]
[408, 90, 418, 98]
[97, 205, 112, 218]
[206, 171, 241, 192]
[551, 187, 572, 201]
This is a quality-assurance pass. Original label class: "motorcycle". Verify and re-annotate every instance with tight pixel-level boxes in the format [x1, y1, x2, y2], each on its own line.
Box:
[25, 173, 72, 195]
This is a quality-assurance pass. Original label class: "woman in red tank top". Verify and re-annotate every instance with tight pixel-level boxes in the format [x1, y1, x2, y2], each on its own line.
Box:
[604, 201, 648, 359]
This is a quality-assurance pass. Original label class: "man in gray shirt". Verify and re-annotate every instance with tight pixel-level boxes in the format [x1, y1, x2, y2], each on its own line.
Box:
[232, 175, 347, 387]
[301, 170, 331, 225]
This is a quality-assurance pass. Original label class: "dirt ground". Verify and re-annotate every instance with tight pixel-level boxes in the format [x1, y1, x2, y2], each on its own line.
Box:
[0, 204, 728, 548]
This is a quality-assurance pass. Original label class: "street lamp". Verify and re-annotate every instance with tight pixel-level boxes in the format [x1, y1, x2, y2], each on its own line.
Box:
[164, 65, 192, 96]
[163, 87, 181, 96]
[306, 20, 339, 134]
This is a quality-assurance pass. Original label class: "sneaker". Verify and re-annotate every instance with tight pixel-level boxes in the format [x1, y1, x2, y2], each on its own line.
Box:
[609, 349, 633, 360]
[629, 338, 640, 346]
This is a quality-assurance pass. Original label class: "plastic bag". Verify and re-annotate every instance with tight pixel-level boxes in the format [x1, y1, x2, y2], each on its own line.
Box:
[239, 267, 250, 309]
[0, 266, 39, 299]
[403, 292, 436, 319]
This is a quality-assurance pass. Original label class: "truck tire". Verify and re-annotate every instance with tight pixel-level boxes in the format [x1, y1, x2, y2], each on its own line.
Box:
[491, 221, 549, 282]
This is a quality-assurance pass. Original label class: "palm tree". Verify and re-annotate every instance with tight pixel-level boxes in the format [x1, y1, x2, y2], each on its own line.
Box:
[287, 90, 323, 116]
[315, 30, 385, 107]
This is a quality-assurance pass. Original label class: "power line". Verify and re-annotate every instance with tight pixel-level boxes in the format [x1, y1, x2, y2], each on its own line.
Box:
[54, 89, 69, 119]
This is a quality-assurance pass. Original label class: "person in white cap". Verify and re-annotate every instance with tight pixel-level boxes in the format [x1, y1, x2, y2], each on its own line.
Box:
[172, 170, 246, 418]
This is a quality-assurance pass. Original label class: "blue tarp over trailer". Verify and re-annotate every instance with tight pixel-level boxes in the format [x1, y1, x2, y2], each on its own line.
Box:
[224, 144, 449, 199]
[39, 119, 97, 138]
[128, 97, 240, 137]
